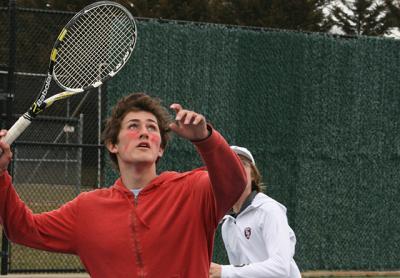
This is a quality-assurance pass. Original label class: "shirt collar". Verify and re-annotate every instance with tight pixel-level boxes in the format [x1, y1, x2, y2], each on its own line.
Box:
[229, 190, 258, 218]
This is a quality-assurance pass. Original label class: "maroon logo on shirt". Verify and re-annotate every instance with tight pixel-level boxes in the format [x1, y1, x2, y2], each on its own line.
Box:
[244, 227, 251, 239]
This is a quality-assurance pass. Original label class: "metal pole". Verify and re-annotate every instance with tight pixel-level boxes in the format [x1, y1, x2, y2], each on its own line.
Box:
[97, 63, 106, 189]
[2, 0, 16, 275]
[6, 0, 15, 130]
[77, 114, 83, 194]
[97, 85, 102, 188]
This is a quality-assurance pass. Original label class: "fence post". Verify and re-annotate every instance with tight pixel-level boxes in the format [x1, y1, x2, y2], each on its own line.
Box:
[6, 0, 16, 130]
[1, 0, 16, 275]
[76, 113, 83, 195]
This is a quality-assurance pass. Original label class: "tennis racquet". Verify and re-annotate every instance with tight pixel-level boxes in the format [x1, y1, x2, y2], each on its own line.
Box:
[0, 1, 137, 153]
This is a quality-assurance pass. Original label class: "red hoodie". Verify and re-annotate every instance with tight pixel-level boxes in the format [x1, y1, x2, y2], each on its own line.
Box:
[0, 128, 246, 278]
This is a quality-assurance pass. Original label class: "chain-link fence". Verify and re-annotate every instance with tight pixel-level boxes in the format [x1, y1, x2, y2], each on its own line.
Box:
[0, 4, 106, 273]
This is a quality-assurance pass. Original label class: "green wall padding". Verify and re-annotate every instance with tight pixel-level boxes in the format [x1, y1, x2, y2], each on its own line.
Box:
[105, 18, 400, 271]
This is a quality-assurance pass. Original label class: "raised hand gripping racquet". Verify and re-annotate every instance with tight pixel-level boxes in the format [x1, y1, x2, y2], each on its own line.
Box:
[1, 1, 137, 151]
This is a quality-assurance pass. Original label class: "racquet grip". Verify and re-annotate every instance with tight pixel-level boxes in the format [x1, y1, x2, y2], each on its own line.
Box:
[2, 115, 32, 145]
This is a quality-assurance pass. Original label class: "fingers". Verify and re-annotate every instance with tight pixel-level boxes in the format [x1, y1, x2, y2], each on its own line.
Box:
[180, 111, 204, 125]
[0, 129, 12, 157]
[0, 141, 12, 159]
[0, 129, 6, 138]
[170, 103, 205, 125]
[169, 103, 182, 113]
[169, 103, 209, 141]
[0, 130, 12, 172]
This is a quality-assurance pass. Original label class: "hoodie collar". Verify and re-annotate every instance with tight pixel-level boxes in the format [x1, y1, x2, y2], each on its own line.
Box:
[112, 172, 171, 195]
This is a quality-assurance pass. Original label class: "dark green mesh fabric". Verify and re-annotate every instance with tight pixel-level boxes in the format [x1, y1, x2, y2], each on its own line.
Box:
[106, 19, 400, 271]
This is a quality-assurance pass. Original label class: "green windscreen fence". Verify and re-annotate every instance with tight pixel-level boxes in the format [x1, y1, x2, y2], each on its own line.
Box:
[105, 18, 400, 271]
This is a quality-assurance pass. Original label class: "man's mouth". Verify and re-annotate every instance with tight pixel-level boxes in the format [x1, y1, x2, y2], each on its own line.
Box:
[137, 142, 150, 148]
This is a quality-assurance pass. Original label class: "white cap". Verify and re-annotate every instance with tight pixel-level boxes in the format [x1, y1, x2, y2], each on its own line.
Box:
[230, 146, 255, 164]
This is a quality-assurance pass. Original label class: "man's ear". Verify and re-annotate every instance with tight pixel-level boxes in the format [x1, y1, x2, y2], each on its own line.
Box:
[106, 141, 118, 154]
[158, 147, 164, 158]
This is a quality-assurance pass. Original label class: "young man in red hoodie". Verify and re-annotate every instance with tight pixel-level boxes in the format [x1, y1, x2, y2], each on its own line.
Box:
[0, 92, 246, 278]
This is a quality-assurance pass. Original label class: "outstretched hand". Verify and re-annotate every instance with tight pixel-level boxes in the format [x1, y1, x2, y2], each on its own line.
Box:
[0, 130, 12, 174]
[169, 103, 209, 141]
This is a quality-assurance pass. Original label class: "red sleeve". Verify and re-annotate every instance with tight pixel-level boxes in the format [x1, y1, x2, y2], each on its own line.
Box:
[0, 172, 77, 254]
[193, 125, 247, 222]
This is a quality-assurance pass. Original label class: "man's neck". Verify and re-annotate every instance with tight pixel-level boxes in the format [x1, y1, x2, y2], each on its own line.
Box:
[119, 163, 158, 190]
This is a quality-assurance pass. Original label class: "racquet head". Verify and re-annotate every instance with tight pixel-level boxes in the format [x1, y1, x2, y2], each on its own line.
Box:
[51, 1, 137, 92]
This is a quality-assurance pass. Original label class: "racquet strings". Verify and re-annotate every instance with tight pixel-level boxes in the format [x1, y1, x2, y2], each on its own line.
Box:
[54, 4, 136, 90]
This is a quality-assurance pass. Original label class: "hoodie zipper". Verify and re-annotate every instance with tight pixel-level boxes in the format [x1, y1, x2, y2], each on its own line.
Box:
[124, 192, 145, 277]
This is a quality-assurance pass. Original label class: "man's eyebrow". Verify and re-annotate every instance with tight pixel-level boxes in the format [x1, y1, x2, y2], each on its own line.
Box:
[126, 119, 157, 123]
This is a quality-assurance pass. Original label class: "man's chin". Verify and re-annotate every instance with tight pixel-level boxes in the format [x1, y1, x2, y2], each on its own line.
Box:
[132, 158, 157, 165]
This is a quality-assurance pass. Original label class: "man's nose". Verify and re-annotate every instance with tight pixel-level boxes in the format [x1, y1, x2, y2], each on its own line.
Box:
[139, 126, 149, 138]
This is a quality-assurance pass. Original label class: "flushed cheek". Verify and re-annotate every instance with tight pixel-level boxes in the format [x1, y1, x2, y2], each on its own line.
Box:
[120, 131, 140, 152]
[126, 130, 140, 140]
[149, 134, 161, 145]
